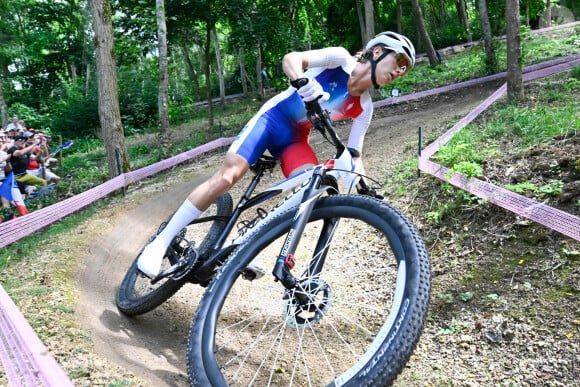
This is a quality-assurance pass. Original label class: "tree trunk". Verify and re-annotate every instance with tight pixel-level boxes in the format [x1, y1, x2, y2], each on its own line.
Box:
[477, 0, 498, 72]
[546, 0, 552, 27]
[156, 0, 170, 150]
[89, 0, 129, 178]
[355, 0, 366, 43]
[85, 63, 91, 97]
[69, 62, 78, 81]
[211, 26, 225, 103]
[257, 43, 264, 100]
[181, 39, 200, 100]
[0, 81, 7, 127]
[362, 0, 375, 43]
[457, 0, 473, 42]
[396, 0, 403, 34]
[410, 0, 440, 65]
[239, 47, 248, 96]
[506, 0, 523, 103]
[204, 22, 213, 127]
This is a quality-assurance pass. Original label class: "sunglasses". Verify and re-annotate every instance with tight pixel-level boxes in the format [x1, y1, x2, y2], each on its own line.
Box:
[395, 53, 411, 75]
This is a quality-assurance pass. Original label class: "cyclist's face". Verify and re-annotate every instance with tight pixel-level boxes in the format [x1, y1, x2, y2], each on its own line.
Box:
[373, 50, 410, 86]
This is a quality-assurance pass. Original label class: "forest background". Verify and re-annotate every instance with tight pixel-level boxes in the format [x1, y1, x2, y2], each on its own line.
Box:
[1, 0, 578, 182]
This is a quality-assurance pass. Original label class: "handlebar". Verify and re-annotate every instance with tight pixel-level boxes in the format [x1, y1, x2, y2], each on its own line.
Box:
[303, 99, 384, 200]
[304, 99, 346, 156]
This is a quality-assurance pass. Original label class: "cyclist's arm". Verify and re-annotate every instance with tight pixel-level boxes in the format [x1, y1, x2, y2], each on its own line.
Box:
[283, 47, 352, 81]
[347, 93, 373, 175]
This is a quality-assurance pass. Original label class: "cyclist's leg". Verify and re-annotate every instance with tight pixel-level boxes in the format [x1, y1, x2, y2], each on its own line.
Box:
[137, 111, 276, 278]
[137, 152, 250, 278]
[279, 141, 318, 177]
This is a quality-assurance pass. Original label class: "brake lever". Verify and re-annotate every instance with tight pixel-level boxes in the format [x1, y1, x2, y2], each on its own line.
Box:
[357, 179, 384, 200]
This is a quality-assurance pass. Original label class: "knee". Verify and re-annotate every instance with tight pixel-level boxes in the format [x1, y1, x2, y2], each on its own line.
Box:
[212, 166, 242, 192]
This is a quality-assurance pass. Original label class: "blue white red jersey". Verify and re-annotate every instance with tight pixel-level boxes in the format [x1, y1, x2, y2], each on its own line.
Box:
[229, 47, 373, 166]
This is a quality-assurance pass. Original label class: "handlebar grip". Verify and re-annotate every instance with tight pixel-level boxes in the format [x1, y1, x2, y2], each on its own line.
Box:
[290, 78, 309, 89]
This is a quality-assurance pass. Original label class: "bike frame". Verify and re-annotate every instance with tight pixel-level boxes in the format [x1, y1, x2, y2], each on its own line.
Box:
[187, 102, 373, 293]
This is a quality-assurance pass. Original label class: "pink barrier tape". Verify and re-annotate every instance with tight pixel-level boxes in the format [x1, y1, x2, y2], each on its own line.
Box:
[0, 286, 73, 386]
[418, 158, 580, 241]
[0, 137, 233, 386]
[421, 56, 580, 159]
[0, 137, 234, 248]
[416, 21, 580, 58]
[374, 53, 580, 111]
[418, 57, 580, 241]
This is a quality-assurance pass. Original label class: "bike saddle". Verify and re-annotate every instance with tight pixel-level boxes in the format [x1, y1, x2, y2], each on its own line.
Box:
[250, 155, 279, 173]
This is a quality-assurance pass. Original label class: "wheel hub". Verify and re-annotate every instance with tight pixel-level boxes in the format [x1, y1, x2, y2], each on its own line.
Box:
[283, 278, 333, 328]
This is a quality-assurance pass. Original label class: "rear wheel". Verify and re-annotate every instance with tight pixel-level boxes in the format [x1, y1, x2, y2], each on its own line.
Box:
[116, 193, 233, 316]
[187, 194, 431, 386]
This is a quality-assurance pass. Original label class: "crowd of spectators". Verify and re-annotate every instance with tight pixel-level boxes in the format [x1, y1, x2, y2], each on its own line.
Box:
[0, 116, 62, 223]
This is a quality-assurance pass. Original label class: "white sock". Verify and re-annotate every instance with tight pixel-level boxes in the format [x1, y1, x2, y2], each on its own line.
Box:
[137, 200, 202, 278]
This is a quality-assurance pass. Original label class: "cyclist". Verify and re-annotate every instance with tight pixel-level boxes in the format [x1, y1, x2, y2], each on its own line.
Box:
[138, 31, 416, 278]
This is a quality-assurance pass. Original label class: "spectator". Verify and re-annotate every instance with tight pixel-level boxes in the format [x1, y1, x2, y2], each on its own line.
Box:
[6, 127, 17, 142]
[5, 116, 25, 133]
[26, 133, 61, 184]
[0, 134, 28, 218]
[0, 132, 10, 180]
[5, 116, 20, 132]
[261, 67, 269, 92]
[7, 132, 47, 197]
[18, 120, 28, 132]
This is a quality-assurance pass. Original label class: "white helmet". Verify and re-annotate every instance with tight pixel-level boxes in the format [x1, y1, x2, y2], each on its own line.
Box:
[365, 31, 416, 68]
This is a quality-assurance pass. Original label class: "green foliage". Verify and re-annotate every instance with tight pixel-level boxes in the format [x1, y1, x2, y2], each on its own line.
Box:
[507, 181, 564, 196]
[436, 318, 469, 336]
[448, 161, 484, 179]
[504, 182, 537, 193]
[48, 80, 100, 138]
[433, 128, 490, 175]
[486, 95, 579, 147]
[6, 103, 49, 131]
[571, 65, 580, 79]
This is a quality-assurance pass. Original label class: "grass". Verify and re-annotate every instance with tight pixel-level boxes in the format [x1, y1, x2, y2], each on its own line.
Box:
[430, 73, 579, 194]
[385, 25, 580, 96]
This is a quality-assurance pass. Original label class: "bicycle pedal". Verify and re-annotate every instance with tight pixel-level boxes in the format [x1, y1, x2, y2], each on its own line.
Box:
[151, 248, 199, 284]
[242, 261, 267, 281]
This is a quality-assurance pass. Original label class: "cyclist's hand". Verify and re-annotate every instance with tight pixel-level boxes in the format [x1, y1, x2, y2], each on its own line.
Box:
[291, 77, 329, 103]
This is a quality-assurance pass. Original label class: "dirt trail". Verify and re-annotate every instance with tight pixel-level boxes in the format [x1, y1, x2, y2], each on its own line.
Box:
[75, 81, 503, 386]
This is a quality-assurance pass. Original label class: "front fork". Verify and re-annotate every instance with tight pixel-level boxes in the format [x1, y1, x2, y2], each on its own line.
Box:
[272, 166, 334, 294]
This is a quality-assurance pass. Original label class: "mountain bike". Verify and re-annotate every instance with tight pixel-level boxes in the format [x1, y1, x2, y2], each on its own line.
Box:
[116, 99, 431, 386]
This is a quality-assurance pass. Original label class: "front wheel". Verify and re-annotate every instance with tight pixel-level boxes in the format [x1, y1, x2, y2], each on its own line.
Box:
[116, 193, 233, 316]
[187, 194, 431, 386]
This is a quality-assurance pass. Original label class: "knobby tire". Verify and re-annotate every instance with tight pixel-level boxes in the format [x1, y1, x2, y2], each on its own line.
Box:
[116, 193, 233, 316]
[187, 194, 431, 387]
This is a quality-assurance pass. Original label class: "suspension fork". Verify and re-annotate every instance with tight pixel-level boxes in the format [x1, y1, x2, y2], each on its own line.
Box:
[272, 166, 328, 290]
[306, 216, 340, 277]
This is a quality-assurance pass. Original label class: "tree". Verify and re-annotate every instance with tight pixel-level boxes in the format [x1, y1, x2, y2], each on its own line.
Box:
[362, 0, 375, 43]
[506, 0, 523, 103]
[0, 82, 6, 126]
[211, 26, 225, 102]
[457, 0, 473, 42]
[410, 0, 440, 66]
[89, 0, 130, 177]
[477, 0, 498, 73]
[156, 0, 170, 151]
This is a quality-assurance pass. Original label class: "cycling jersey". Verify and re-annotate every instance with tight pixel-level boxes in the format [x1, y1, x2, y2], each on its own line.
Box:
[229, 47, 373, 176]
